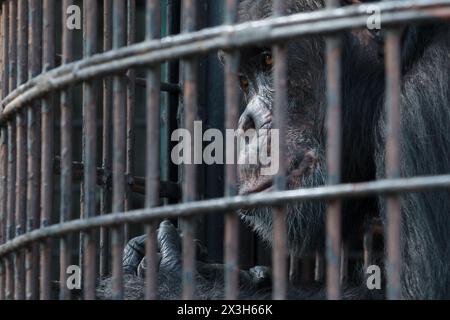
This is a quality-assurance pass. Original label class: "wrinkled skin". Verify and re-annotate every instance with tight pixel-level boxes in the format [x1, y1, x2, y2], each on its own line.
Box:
[98, 0, 450, 299]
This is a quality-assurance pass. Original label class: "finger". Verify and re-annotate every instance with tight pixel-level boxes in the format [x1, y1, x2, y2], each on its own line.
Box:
[158, 220, 182, 272]
[123, 235, 147, 275]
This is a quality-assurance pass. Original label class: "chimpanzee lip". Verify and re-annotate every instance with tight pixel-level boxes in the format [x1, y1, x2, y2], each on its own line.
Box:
[239, 178, 274, 196]
[239, 155, 315, 196]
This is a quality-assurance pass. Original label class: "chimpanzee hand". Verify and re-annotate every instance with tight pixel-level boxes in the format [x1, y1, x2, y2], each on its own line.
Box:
[115, 220, 272, 299]
[123, 220, 207, 277]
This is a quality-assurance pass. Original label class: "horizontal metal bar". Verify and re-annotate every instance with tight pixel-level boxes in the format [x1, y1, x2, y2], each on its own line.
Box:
[1, 0, 449, 123]
[0, 174, 449, 257]
[134, 77, 180, 93]
[52, 158, 181, 200]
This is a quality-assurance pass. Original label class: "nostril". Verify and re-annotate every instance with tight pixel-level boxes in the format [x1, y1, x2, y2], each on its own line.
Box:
[243, 115, 256, 131]
[238, 112, 256, 131]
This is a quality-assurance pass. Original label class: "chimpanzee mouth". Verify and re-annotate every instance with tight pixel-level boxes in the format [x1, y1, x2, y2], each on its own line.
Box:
[238, 151, 318, 196]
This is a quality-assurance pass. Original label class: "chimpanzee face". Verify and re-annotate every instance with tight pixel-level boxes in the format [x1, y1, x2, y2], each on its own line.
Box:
[223, 0, 329, 254]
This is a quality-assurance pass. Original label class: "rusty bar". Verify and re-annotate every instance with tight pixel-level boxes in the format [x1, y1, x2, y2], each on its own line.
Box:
[8, 0, 16, 92]
[82, 0, 98, 301]
[1, 0, 8, 106]
[1, 174, 450, 258]
[135, 78, 181, 93]
[112, 0, 127, 300]
[314, 251, 324, 282]
[0, 6, 6, 301]
[6, 0, 17, 300]
[26, 0, 42, 301]
[385, 28, 402, 300]
[0, 1, 8, 301]
[181, 0, 198, 300]
[40, 0, 55, 300]
[145, 0, 161, 301]
[100, 0, 113, 279]
[223, 0, 240, 301]
[325, 0, 342, 301]
[340, 241, 348, 285]
[59, 0, 74, 301]
[124, 0, 136, 242]
[363, 223, 374, 271]
[271, 0, 288, 301]
[5, 121, 15, 300]
[2, 1, 450, 120]
[14, 0, 28, 300]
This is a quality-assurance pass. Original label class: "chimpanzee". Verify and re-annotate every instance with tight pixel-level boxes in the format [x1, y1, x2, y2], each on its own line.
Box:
[97, 0, 450, 299]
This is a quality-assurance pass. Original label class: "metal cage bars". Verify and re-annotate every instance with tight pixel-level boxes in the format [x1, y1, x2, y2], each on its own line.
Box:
[0, 0, 449, 300]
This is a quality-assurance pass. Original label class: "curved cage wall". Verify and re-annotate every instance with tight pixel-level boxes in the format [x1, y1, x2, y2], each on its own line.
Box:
[0, 0, 449, 300]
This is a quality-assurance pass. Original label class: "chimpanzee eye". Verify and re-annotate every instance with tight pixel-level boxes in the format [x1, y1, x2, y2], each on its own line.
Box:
[239, 74, 250, 92]
[261, 51, 273, 68]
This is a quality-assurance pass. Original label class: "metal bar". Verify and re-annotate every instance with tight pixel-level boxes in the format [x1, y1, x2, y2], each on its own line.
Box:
[100, 0, 112, 279]
[145, 0, 161, 301]
[1, 174, 450, 258]
[314, 251, 324, 282]
[272, 0, 288, 301]
[26, 0, 42, 301]
[1, 0, 8, 107]
[53, 158, 180, 200]
[325, 0, 342, 301]
[14, 0, 28, 300]
[135, 78, 180, 93]
[5, 121, 14, 300]
[0, 1, 8, 300]
[6, 0, 17, 300]
[59, 0, 74, 301]
[40, 0, 55, 300]
[124, 0, 136, 242]
[385, 28, 402, 300]
[181, 0, 198, 300]
[82, 0, 98, 301]
[2, 0, 450, 119]
[340, 241, 348, 285]
[111, 0, 127, 300]
[0, 3, 7, 301]
[363, 223, 374, 271]
[223, 0, 240, 301]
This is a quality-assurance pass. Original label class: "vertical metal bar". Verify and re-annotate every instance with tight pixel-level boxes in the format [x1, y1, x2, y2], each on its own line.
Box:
[314, 251, 324, 282]
[181, 0, 197, 300]
[26, 0, 42, 301]
[6, 0, 17, 300]
[385, 29, 402, 300]
[124, 0, 136, 242]
[363, 223, 374, 271]
[112, 0, 126, 300]
[340, 241, 348, 285]
[0, 5, 7, 301]
[272, 0, 288, 300]
[100, 0, 113, 279]
[82, 0, 98, 301]
[60, 0, 74, 301]
[145, 0, 161, 301]
[0, 2, 8, 301]
[1, 1, 7, 106]
[8, 0, 16, 92]
[325, 0, 342, 301]
[40, 0, 55, 300]
[14, 0, 28, 300]
[6, 121, 15, 300]
[145, 0, 161, 300]
[223, 0, 240, 301]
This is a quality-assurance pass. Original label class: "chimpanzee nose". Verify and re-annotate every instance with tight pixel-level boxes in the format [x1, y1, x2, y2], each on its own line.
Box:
[238, 99, 271, 131]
